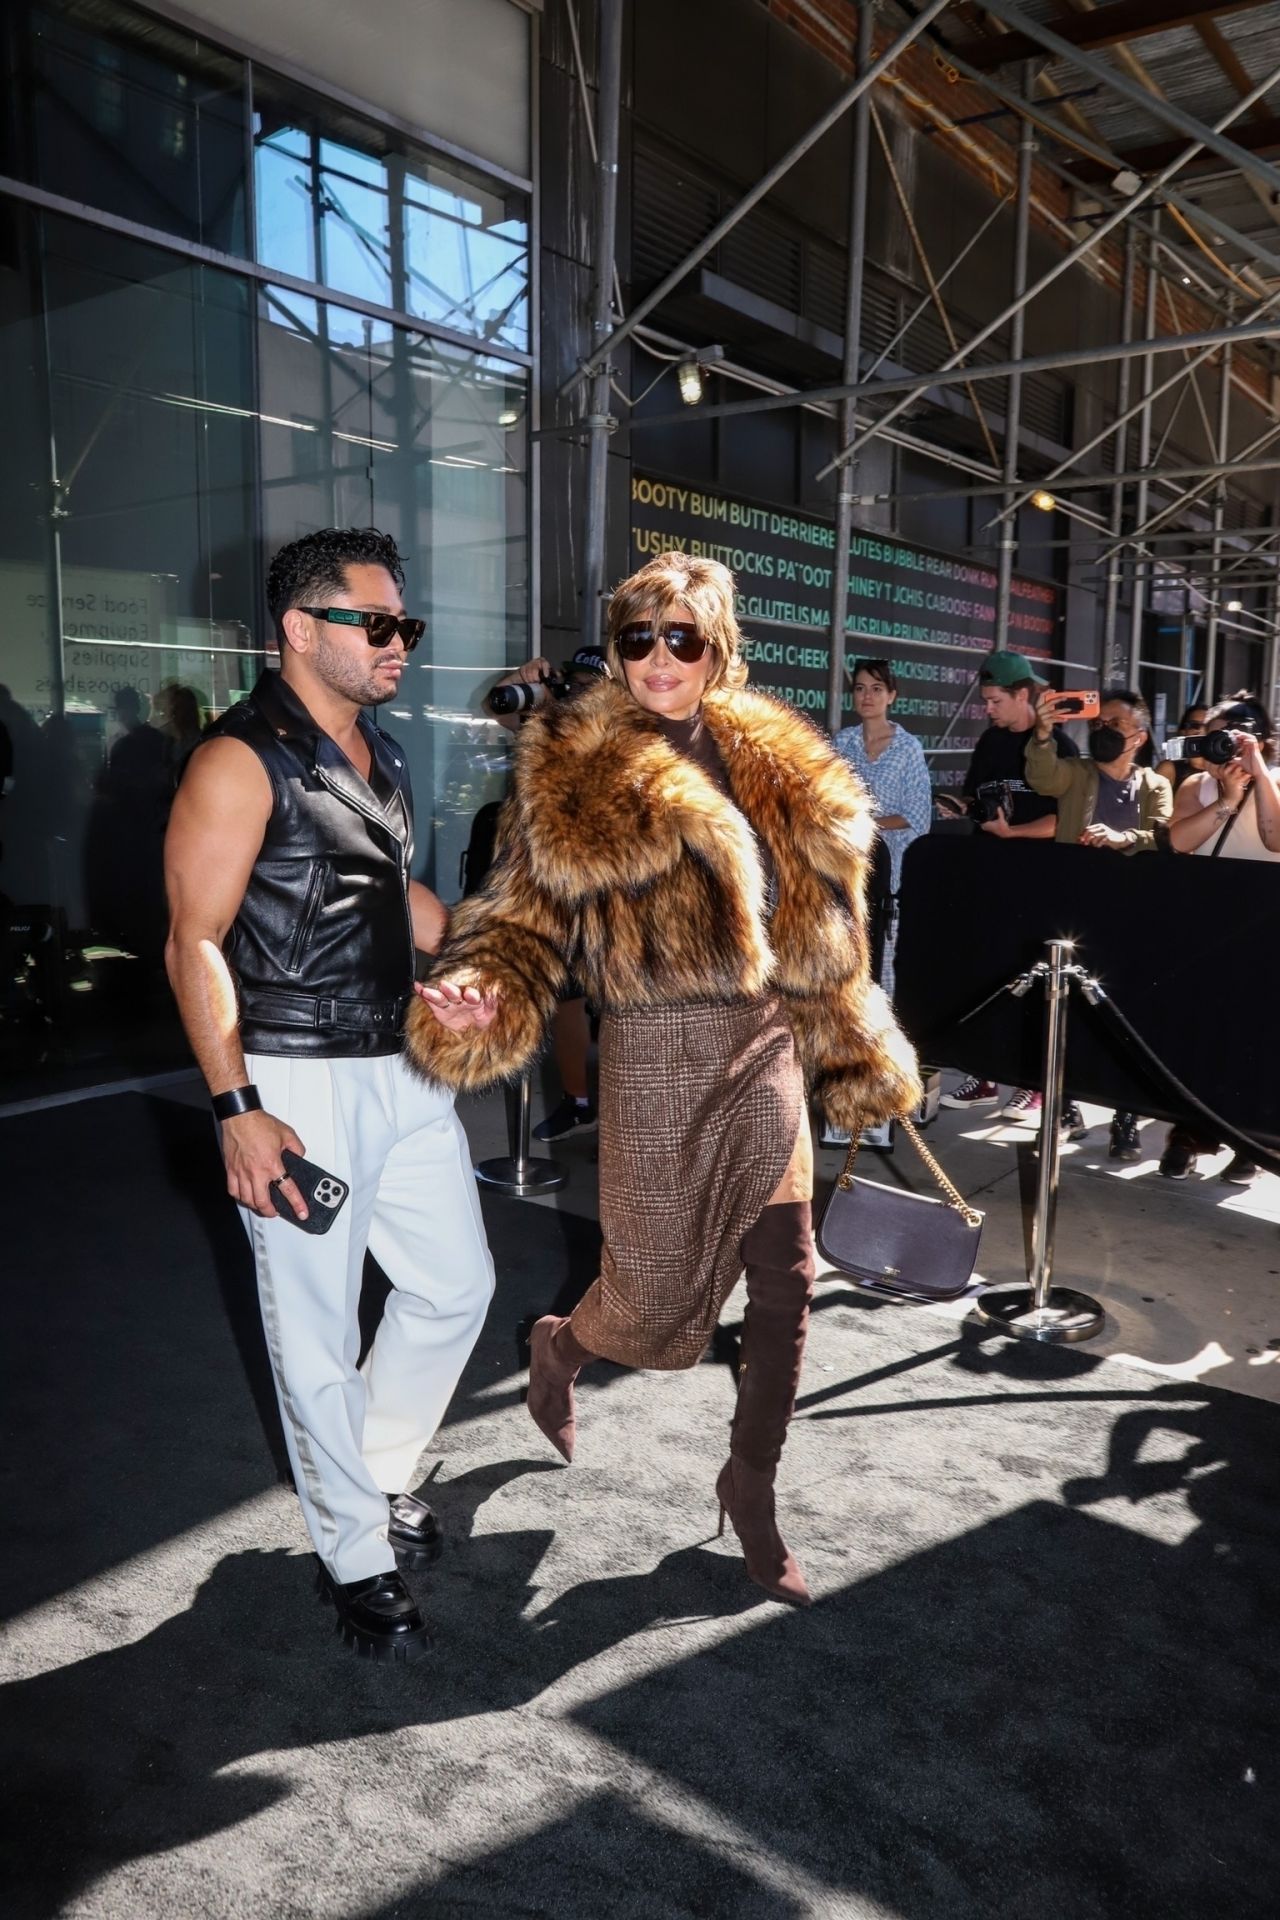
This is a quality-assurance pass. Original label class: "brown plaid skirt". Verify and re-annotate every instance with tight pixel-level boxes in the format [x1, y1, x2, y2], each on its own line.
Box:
[568, 994, 805, 1369]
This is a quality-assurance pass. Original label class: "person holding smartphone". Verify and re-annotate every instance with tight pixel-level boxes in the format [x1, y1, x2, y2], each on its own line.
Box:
[1025, 687, 1172, 1162]
[164, 528, 495, 1663]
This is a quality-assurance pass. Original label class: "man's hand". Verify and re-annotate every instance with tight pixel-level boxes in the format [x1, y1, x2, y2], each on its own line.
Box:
[414, 979, 501, 1031]
[1079, 823, 1132, 850]
[980, 806, 1013, 839]
[1033, 691, 1059, 743]
[221, 1108, 308, 1219]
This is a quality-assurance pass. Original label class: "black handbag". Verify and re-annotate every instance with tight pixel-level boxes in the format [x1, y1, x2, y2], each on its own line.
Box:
[816, 1116, 984, 1301]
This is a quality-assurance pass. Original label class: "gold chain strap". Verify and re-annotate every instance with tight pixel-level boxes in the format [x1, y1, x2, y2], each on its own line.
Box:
[836, 1115, 983, 1228]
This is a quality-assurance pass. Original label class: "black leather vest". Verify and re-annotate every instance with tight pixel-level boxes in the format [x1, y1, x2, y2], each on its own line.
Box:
[207, 671, 415, 1058]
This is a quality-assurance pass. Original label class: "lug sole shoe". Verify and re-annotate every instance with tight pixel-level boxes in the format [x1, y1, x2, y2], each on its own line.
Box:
[315, 1566, 432, 1662]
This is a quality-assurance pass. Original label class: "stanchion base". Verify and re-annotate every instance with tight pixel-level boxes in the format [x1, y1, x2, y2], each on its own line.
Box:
[972, 1285, 1105, 1344]
[474, 1155, 567, 1196]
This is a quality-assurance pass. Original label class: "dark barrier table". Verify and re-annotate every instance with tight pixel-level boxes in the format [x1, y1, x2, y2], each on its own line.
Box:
[895, 835, 1280, 1148]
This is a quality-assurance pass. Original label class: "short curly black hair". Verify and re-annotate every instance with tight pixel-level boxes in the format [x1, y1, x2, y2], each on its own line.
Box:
[266, 527, 407, 641]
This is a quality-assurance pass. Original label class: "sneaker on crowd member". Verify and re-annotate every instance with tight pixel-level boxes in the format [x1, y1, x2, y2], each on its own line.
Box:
[940, 1076, 1000, 1111]
[1000, 1088, 1041, 1123]
[1109, 1113, 1143, 1162]
[533, 1094, 598, 1141]
[1159, 1139, 1197, 1180]
[1063, 1102, 1089, 1141]
[1220, 1153, 1258, 1186]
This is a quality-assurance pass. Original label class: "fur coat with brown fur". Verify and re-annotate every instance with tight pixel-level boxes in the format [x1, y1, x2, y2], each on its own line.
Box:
[405, 680, 921, 1131]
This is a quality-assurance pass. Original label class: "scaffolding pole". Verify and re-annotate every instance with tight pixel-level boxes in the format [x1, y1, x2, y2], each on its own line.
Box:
[976, 0, 1280, 203]
[560, 0, 954, 398]
[1204, 320, 1234, 707]
[826, 1, 874, 736]
[995, 65, 1036, 652]
[623, 312, 1280, 438]
[1101, 223, 1137, 684]
[1103, 413, 1280, 556]
[816, 43, 1280, 482]
[578, 0, 623, 652]
[1129, 222, 1163, 688]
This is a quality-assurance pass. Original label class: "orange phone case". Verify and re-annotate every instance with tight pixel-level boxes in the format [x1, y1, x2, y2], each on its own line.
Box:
[1050, 690, 1100, 721]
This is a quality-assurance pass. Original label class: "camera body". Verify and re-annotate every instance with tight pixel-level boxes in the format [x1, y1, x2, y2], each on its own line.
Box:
[1160, 728, 1252, 767]
[486, 671, 573, 717]
[973, 779, 1017, 824]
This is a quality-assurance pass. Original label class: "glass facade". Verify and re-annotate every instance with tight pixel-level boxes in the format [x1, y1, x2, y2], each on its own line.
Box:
[0, 0, 530, 1097]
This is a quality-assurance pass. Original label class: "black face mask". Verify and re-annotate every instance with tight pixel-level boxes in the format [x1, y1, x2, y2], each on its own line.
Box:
[1090, 723, 1128, 766]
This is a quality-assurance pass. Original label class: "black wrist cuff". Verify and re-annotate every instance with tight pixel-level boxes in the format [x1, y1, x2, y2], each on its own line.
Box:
[212, 1084, 262, 1121]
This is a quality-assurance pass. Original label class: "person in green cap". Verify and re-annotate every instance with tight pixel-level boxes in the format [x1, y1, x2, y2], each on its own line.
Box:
[941, 650, 1084, 1131]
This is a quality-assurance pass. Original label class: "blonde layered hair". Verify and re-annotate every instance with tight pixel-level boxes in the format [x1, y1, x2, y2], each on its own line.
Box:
[605, 551, 749, 694]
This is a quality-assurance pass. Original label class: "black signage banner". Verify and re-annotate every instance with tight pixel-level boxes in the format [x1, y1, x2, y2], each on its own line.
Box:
[630, 474, 1061, 787]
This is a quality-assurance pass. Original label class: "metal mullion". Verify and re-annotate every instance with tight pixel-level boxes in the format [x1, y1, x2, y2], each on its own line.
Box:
[141, 0, 534, 196]
[0, 173, 534, 372]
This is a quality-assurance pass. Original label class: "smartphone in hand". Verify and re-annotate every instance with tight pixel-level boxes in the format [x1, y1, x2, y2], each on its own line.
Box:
[270, 1148, 349, 1233]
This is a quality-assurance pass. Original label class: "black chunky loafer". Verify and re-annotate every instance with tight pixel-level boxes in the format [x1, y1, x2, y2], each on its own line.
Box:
[315, 1565, 432, 1662]
[387, 1492, 444, 1571]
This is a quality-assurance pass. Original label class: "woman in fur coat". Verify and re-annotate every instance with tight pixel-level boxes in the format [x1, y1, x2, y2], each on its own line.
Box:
[408, 553, 920, 1606]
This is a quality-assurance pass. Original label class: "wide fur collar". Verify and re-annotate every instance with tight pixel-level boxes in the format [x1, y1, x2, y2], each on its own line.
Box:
[511, 680, 873, 907]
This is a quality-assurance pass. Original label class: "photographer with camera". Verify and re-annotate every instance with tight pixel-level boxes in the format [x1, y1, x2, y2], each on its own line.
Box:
[1157, 697, 1280, 1183]
[1025, 687, 1172, 1161]
[942, 653, 1081, 1124]
[483, 645, 610, 1137]
[1166, 695, 1280, 860]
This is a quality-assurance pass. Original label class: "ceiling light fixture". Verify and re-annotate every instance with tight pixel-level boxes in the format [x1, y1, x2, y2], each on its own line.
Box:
[1031, 489, 1056, 512]
[676, 344, 725, 407]
[1226, 598, 1244, 612]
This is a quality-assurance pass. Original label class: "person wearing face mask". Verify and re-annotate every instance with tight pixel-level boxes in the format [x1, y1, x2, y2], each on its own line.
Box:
[833, 658, 932, 998]
[1026, 687, 1172, 853]
[407, 551, 920, 1609]
[1025, 688, 1172, 1162]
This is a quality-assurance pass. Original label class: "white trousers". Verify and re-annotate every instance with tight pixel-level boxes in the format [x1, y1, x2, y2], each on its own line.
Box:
[239, 1049, 494, 1584]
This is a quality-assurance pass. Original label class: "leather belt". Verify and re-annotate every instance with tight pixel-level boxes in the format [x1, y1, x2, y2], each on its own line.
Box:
[241, 988, 410, 1033]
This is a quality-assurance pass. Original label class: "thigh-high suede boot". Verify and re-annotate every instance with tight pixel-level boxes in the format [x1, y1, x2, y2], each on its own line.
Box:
[715, 1200, 815, 1606]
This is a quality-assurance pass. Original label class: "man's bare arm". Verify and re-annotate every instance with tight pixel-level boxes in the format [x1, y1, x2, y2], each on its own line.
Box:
[164, 738, 308, 1219]
[408, 879, 449, 956]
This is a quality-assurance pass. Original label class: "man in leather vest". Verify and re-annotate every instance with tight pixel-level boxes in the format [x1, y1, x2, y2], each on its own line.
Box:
[164, 527, 494, 1662]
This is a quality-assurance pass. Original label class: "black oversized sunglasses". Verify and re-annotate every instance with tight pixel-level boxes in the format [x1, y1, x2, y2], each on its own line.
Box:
[616, 621, 708, 663]
[299, 606, 426, 653]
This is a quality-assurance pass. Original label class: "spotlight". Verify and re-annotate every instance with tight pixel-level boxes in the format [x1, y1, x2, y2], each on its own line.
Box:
[1226, 598, 1243, 612]
[1112, 169, 1141, 197]
[1181, 274, 1192, 286]
[677, 358, 705, 406]
[498, 407, 520, 427]
[1031, 489, 1056, 512]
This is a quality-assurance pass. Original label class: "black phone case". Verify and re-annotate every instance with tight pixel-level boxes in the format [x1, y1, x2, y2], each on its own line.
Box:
[270, 1149, 349, 1234]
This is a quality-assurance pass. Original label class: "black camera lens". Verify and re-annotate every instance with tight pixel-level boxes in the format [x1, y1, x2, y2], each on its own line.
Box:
[1199, 729, 1246, 766]
[486, 682, 540, 716]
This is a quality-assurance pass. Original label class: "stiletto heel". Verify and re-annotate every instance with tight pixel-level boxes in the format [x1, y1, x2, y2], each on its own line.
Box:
[714, 1458, 811, 1606]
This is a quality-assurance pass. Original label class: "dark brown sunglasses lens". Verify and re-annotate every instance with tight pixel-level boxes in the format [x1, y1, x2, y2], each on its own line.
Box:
[618, 626, 656, 660]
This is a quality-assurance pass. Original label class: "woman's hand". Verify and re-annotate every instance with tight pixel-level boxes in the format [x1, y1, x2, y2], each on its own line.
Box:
[414, 979, 500, 1031]
[1218, 758, 1251, 810]
[1238, 733, 1269, 782]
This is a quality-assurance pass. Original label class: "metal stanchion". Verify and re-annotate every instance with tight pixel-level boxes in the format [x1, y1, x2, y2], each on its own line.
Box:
[974, 938, 1106, 1344]
[474, 1072, 567, 1196]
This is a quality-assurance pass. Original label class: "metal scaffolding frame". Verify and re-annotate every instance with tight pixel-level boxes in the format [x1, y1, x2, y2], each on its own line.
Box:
[567, 0, 1280, 721]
